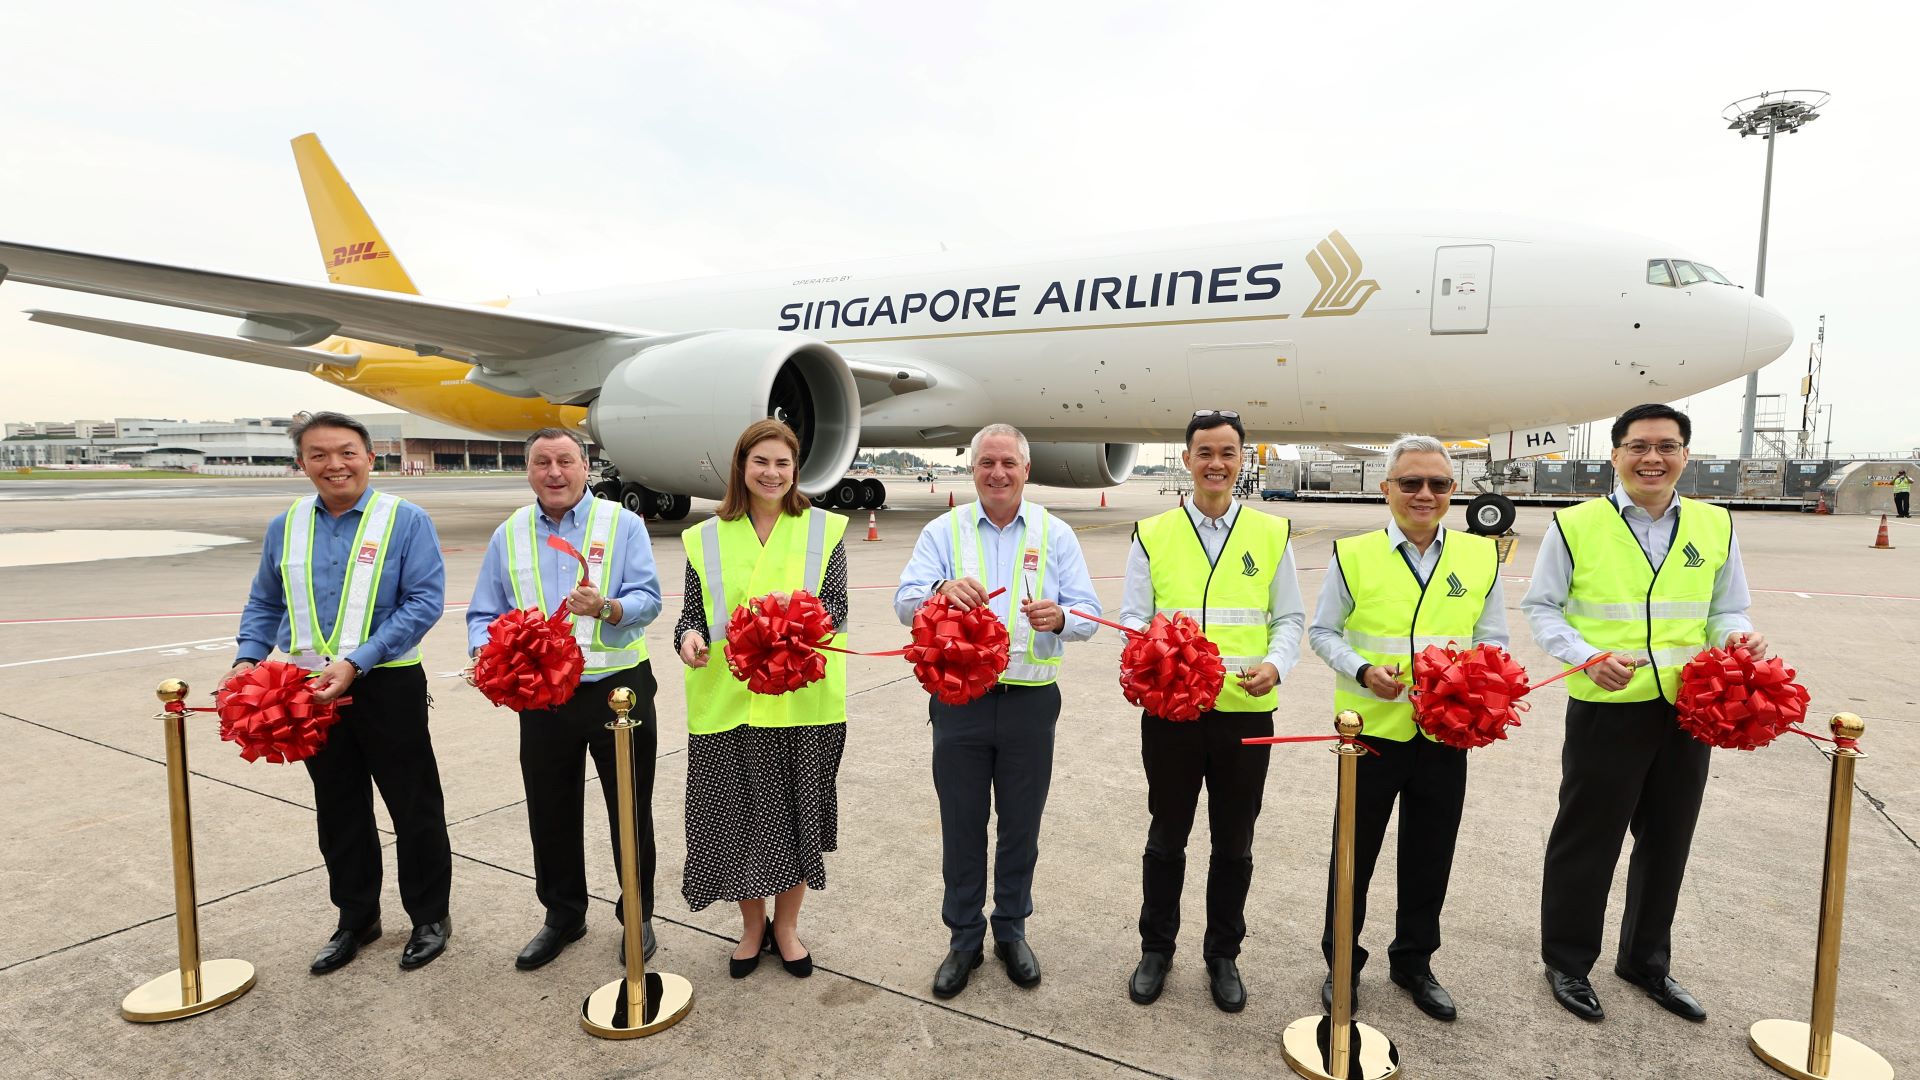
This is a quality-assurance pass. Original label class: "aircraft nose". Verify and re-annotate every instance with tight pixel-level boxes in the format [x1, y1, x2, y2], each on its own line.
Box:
[1746, 296, 1793, 368]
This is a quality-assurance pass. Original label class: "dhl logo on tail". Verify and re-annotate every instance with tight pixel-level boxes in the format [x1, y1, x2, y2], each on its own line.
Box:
[329, 240, 392, 267]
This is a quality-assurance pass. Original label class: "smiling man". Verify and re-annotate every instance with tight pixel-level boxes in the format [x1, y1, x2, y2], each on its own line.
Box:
[1122, 409, 1304, 1014]
[1307, 434, 1507, 1022]
[1522, 403, 1764, 1024]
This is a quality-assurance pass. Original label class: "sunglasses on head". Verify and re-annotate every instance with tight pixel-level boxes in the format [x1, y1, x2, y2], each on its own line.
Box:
[1389, 476, 1455, 494]
[1191, 410, 1241, 419]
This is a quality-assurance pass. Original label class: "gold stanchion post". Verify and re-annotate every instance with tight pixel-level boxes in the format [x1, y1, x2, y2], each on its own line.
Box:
[582, 686, 693, 1038]
[1749, 713, 1892, 1080]
[1282, 711, 1400, 1080]
[121, 680, 256, 1022]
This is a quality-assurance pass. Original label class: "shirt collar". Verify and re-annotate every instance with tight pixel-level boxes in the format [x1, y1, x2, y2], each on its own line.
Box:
[1386, 520, 1445, 553]
[320, 486, 376, 518]
[974, 498, 1028, 530]
[1610, 484, 1678, 520]
[1185, 499, 1240, 531]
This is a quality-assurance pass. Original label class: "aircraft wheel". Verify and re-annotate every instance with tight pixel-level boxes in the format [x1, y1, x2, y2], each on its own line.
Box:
[859, 478, 886, 510]
[621, 483, 652, 518]
[1466, 493, 1516, 536]
[831, 478, 863, 508]
[663, 493, 692, 521]
[591, 479, 621, 501]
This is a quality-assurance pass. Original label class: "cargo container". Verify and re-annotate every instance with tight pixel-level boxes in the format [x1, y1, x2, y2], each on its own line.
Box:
[1737, 459, 1784, 499]
[1361, 459, 1390, 491]
[1534, 460, 1576, 494]
[1572, 460, 1614, 494]
[1328, 461, 1365, 493]
[1782, 460, 1837, 498]
[1689, 460, 1739, 499]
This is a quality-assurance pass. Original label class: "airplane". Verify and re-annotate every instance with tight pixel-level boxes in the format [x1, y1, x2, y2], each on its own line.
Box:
[0, 134, 1792, 535]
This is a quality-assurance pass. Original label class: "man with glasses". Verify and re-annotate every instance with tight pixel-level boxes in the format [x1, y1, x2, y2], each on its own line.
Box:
[1306, 435, 1505, 1021]
[894, 423, 1102, 1000]
[1124, 410, 1304, 1014]
[1523, 403, 1764, 1023]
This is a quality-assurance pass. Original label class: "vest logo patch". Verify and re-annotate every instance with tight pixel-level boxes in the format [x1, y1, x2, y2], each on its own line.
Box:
[1023, 548, 1040, 573]
[356, 543, 378, 565]
[1682, 541, 1704, 568]
[587, 543, 606, 566]
[1446, 572, 1467, 597]
[1240, 551, 1259, 577]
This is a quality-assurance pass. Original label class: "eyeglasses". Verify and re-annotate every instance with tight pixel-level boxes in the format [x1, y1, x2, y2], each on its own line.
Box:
[1192, 410, 1241, 419]
[1389, 476, 1455, 494]
[1616, 440, 1686, 457]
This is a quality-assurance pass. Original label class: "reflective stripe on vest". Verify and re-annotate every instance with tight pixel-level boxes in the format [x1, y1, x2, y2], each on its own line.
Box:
[504, 500, 646, 673]
[1329, 529, 1497, 742]
[950, 502, 1058, 686]
[281, 492, 420, 670]
[682, 508, 847, 735]
[1556, 496, 1731, 704]
[1137, 506, 1291, 713]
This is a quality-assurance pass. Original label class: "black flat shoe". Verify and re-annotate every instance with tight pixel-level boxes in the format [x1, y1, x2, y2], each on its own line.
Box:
[400, 918, 450, 970]
[1390, 968, 1456, 1021]
[1614, 965, 1706, 1022]
[1207, 957, 1246, 1013]
[1546, 966, 1605, 1021]
[311, 921, 381, 975]
[616, 919, 659, 965]
[932, 947, 984, 999]
[772, 921, 812, 977]
[1129, 952, 1170, 1005]
[1320, 972, 1360, 1012]
[516, 921, 586, 971]
[994, 939, 1041, 988]
[729, 919, 770, 978]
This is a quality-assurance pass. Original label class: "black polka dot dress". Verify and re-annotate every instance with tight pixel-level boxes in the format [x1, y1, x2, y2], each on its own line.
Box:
[675, 541, 849, 910]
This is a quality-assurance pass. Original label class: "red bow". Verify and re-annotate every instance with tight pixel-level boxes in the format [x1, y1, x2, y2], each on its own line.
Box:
[724, 591, 836, 696]
[1119, 613, 1226, 722]
[1675, 645, 1810, 750]
[474, 607, 585, 711]
[1409, 642, 1532, 749]
[904, 594, 1010, 706]
[212, 660, 346, 763]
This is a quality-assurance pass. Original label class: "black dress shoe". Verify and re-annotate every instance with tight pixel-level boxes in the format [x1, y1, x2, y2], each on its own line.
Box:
[1206, 957, 1246, 1013]
[994, 939, 1041, 988]
[400, 918, 450, 970]
[1390, 968, 1456, 1021]
[1614, 965, 1706, 1022]
[311, 922, 381, 975]
[730, 920, 771, 979]
[932, 947, 984, 999]
[1546, 966, 1605, 1021]
[1320, 972, 1360, 1011]
[1129, 952, 1171, 1005]
[616, 919, 659, 966]
[516, 922, 586, 971]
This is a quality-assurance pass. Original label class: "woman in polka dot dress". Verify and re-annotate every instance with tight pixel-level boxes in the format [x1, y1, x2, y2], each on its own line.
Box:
[675, 418, 850, 979]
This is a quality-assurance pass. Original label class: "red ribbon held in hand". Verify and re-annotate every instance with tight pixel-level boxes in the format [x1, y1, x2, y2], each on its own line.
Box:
[474, 607, 585, 711]
[544, 533, 592, 590]
[210, 660, 347, 763]
[725, 590, 836, 696]
[1675, 645, 1810, 750]
[1409, 642, 1533, 750]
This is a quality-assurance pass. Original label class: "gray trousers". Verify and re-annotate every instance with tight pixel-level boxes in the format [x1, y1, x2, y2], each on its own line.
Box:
[929, 682, 1061, 951]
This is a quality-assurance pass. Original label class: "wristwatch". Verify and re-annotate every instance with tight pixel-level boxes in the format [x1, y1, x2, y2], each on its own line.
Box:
[1355, 663, 1373, 685]
[598, 598, 615, 620]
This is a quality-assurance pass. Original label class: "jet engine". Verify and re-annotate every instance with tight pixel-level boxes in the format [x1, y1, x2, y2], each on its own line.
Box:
[1026, 442, 1139, 488]
[588, 330, 862, 499]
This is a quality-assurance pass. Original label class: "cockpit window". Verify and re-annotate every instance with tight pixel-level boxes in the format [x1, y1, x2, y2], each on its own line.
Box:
[1647, 259, 1674, 287]
[1672, 261, 1706, 286]
[1693, 263, 1732, 285]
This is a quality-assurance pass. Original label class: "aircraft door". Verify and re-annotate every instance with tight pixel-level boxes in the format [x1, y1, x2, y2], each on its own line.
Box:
[1431, 244, 1494, 334]
[1185, 341, 1303, 429]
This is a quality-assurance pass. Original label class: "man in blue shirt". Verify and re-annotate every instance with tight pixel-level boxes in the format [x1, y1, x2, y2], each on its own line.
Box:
[467, 428, 664, 971]
[228, 412, 452, 973]
[894, 423, 1103, 1000]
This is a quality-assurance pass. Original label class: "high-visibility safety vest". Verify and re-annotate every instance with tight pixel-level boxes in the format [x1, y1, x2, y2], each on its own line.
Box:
[1556, 495, 1732, 703]
[946, 502, 1062, 686]
[1895, 475, 1913, 494]
[1135, 506, 1291, 713]
[1331, 529, 1497, 742]
[504, 499, 648, 675]
[281, 492, 421, 671]
[682, 508, 848, 735]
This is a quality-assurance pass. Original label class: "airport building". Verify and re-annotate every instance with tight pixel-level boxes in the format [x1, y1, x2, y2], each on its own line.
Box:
[0, 412, 528, 474]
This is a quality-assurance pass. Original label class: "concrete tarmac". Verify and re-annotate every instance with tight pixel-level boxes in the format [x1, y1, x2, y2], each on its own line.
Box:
[0, 477, 1913, 1079]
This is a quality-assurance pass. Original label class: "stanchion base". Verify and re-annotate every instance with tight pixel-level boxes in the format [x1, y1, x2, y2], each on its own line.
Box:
[121, 959, 256, 1022]
[581, 971, 693, 1039]
[1281, 1014, 1400, 1079]
[1749, 1018, 1892, 1080]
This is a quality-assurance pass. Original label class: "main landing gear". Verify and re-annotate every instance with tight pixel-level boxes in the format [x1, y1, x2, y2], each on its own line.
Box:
[1464, 492, 1516, 536]
[588, 472, 886, 519]
[810, 476, 886, 511]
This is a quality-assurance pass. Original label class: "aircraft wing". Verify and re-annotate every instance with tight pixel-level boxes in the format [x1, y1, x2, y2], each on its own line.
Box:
[26, 309, 361, 373]
[0, 241, 655, 377]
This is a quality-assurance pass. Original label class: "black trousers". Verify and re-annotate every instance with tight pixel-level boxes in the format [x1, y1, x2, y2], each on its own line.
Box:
[520, 661, 656, 930]
[1139, 709, 1274, 960]
[1319, 735, 1467, 977]
[303, 664, 452, 930]
[929, 682, 1060, 951]
[1896, 490, 1910, 518]
[1540, 696, 1710, 980]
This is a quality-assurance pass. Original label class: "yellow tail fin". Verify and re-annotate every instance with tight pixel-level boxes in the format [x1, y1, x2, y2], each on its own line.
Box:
[291, 133, 419, 294]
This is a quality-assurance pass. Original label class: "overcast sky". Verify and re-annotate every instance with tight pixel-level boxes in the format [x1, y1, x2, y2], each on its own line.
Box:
[1, 1, 1911, 458]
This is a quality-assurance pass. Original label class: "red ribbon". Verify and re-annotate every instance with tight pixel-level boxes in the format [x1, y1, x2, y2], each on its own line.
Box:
[1528, 650, 1617, 691]
[724, 591, 836, 696]
[1674, 645, 1810, 750]
[206, 661, 347, 763]
[474, 607, 585, 711]
[1240, 733, 1381, 755]
[544, 533, 591, 588]
[1408, 642, 1533, 750]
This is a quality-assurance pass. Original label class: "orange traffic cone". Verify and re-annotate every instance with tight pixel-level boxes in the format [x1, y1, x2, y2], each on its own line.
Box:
[1099, 490, 1107, 507]
[1815, 492, 1831, 515]
[1870, 514, 1894, 550]
[930, 482, 936, 493]
[947, 492, 955, 508]
[864, 511, 881, 542]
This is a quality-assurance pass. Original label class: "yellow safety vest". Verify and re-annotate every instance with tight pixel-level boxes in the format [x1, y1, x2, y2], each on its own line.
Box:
[1556, 495, 1731, 703]
[945, 502, 1061, 686]
[1331, 529, 1497, 742]
[1136, 506, 1291, 713]
[281, 492, 421, 670]
[682, 508, 848, 735]
[504, 500, 647, 674]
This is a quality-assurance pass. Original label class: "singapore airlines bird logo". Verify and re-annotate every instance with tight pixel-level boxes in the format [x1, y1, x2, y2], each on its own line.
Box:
[1301, 230, 1381, 318]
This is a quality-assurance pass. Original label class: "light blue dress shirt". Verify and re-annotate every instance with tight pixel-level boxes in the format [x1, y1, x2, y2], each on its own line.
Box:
[236, 487, 446, 670]
[1308, 522, 1510, 679]
[1521, 486, 1753, 666]
[893, 498, 1103, 649]
[467, 492, 663, 682]
[1118, 500, 1306, 677]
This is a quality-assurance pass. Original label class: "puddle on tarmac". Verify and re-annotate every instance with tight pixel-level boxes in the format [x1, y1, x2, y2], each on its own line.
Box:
[0, 530, 247, 568]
